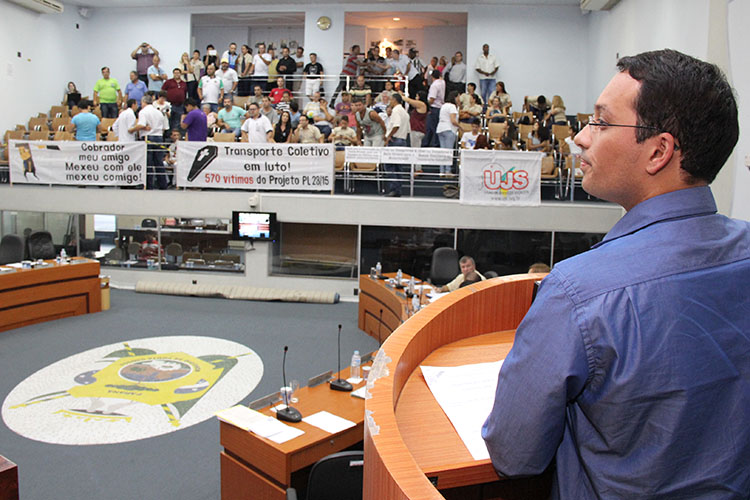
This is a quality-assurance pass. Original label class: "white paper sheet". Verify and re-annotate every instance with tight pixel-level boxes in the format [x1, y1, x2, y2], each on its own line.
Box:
[420, 360, 504, 460]
[215, 405, 304, 444]
[427, 291, 450, 302]
[302, 411, 356, 434]
[350, 386, 367, 399]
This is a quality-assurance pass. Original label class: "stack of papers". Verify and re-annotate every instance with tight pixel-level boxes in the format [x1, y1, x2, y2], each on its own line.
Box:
[426, 291, 449, 302]
[420, 360, 504, 460]
[302, 411, 356, 434]
[216, 405, 304, 444]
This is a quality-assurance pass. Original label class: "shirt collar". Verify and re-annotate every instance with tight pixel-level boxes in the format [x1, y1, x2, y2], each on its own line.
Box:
[592, 186, 717, 249]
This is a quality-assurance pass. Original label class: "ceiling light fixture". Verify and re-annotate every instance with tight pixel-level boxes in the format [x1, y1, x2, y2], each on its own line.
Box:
[393, 17, 400, 21]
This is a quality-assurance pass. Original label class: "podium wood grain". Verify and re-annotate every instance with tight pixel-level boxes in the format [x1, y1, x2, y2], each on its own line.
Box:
[364, 274, 548, 499]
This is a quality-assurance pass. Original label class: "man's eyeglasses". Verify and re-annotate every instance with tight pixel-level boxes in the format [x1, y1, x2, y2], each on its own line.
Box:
[587, 118, 680, 150]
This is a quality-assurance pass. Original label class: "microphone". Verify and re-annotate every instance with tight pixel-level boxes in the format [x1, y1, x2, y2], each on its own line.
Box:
[377, 308, 383, 346]
[276, 345, 302, 423]
[330, 324, 353, 392]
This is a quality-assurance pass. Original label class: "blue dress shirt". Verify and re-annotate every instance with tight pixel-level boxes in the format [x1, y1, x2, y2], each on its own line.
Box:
[482, 186, 750, 499]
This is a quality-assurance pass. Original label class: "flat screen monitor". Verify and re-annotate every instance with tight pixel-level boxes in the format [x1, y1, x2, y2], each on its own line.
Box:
[232, 211, 276, 241]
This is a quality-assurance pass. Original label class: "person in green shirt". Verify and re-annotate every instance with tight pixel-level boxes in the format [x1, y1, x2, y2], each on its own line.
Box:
[93, 66, 122, 119]
[216, 96, 247, 138]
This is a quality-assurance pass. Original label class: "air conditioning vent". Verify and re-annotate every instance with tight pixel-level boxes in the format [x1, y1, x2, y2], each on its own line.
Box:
[580, 0, 620, 11]
[7, 0, 64, 14]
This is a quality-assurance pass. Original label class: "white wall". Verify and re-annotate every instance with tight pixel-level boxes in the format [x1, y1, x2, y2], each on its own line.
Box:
[728, 0, 750, 221]
[423, 25, 467, 65]
[0, 3, 88, 132]
[76, 8, 192, 96]
[587, 0, 711, 111]
[467, 5, 590, 115]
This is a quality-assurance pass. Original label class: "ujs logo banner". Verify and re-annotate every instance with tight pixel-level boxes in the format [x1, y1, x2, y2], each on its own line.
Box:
[460, 150, 543, 206]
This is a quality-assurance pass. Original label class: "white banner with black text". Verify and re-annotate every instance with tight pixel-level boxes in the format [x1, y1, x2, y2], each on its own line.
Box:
[8, 140, 146, 186]
[344, 146, 453, 165]
[176, 142, 334, 190]
[459, 150, 543, 206]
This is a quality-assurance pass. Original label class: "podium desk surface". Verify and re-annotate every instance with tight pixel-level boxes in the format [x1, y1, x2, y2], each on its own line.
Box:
[395, 330, 514, 488]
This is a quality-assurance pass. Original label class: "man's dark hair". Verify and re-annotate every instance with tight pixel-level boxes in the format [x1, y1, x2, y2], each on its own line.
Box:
[445, 91, 459, 105]
[158, 90, 168, 99]
[467, 82, 476, 91]
[78, 99, 91, 109]
[127, 99, 137, 108]
[101, 66, 109, 72]
[352, 97, 366, 105]
[617, 49, 738, 183]
[351, 44, 359, 52]
[432, 69, 441, 79]
[289, 101, 299, 112]
[470, 117, 480, 125]
[392, 93, 403, 105]
[172, 67, 181, 73]
[310, 52, 317, 57]
[185, 98, 197, 108]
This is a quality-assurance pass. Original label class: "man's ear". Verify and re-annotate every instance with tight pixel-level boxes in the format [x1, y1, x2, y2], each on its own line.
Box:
[646, 133, 678, 175]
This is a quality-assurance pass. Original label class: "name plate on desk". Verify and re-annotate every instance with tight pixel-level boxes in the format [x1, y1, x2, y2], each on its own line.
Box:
[248, 391, 281, 411]
[308, 370, 333, 388]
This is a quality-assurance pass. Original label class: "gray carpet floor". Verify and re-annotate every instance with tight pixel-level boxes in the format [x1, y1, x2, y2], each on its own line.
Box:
[0, 289, 377, 500]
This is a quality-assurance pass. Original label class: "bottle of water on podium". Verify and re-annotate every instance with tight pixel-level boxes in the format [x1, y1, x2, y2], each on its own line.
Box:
[409, 275, 415, 295]
[351, 350, 361, 379]
[375, 262, 382, 277]
[412, 294, 420, 313]
[396, 269, 403, 283]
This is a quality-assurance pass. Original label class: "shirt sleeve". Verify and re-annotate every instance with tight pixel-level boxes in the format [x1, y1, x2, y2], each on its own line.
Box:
[444, 274, 463, 292]
[481, 271, 590, 476]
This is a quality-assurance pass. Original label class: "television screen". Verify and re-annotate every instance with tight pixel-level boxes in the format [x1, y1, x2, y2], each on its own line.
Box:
[232, 211, 276, 241]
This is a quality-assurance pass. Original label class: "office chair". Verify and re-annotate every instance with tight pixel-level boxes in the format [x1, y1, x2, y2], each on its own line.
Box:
[429, 247, 460, 287]
[0, 234, 24, 264]
[26, 231, 56, 260]
[287, 451, 364, 500]
[141, 218, 158, 228]
[484, 270, 499, 279]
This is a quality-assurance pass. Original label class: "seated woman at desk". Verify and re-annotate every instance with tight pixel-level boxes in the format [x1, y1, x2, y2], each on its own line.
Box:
[436, 256, 486, 292]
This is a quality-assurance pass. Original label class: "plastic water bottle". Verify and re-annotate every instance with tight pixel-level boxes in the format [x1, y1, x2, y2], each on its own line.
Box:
[375, 262, 382, 276]
[60, 248, 67, 260]
[350, 350, 361, 379]
[409, 276, 415, 295]
[396, 269, 403, 282]
[412, 294, 420, 313]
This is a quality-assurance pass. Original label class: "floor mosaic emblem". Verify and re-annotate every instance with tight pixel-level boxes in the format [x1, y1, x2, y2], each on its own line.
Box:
[2, 336, 263, 445]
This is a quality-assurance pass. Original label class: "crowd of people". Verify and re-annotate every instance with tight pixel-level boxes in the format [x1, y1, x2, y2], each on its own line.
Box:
[55, 40, 579, 192]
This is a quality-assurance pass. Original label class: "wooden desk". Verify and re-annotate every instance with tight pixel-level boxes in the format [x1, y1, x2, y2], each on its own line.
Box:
[220, 367, 368, 500]
[0, 258, 102, 333]
[364, 274, 550, 499]
[358, 273, 427, 342]
[0, 455, 19, 500]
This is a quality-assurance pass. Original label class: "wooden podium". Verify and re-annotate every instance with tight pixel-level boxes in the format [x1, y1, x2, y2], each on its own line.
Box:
[363, 274, 551, 499]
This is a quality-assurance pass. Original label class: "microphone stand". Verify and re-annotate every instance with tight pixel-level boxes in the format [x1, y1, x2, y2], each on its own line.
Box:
[330, 324, 353, 391]
[276, 345, 302, 422]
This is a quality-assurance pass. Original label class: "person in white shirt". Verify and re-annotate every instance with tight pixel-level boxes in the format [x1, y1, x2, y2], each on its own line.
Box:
[293, 46, 305, 94]
[436, 256, 485, 292]
[252, 43, 272, 92]
[113, 99, 139, 142]
[383, 93, 411, 197]
[436, 91, 460, 176]
[475, 44, 499, 111]
[133, 95, 168, 189]
[197, 64, 224, 113]
[241, 102, 273, 143]
[564, 125, 583, 176]
[423, 70, 445, 147]
[460, 118, 482, 149]
[216, 59, 238, 97]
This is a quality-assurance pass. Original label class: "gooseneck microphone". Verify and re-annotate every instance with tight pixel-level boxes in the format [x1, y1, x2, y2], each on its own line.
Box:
[330, 324, 353, 392]
[277, 345, 302, 423]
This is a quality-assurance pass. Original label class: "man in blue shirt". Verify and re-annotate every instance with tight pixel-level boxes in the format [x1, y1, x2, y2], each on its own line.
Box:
[71, 100, 101, 141]
[482, 49, 749, 498]
[124, 71, 147, 109]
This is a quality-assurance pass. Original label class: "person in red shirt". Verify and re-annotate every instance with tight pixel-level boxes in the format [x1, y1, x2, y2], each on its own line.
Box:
[330, 44, 366, 107]
[269, 77, 288, 105]
[162, 68, 187, 130]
